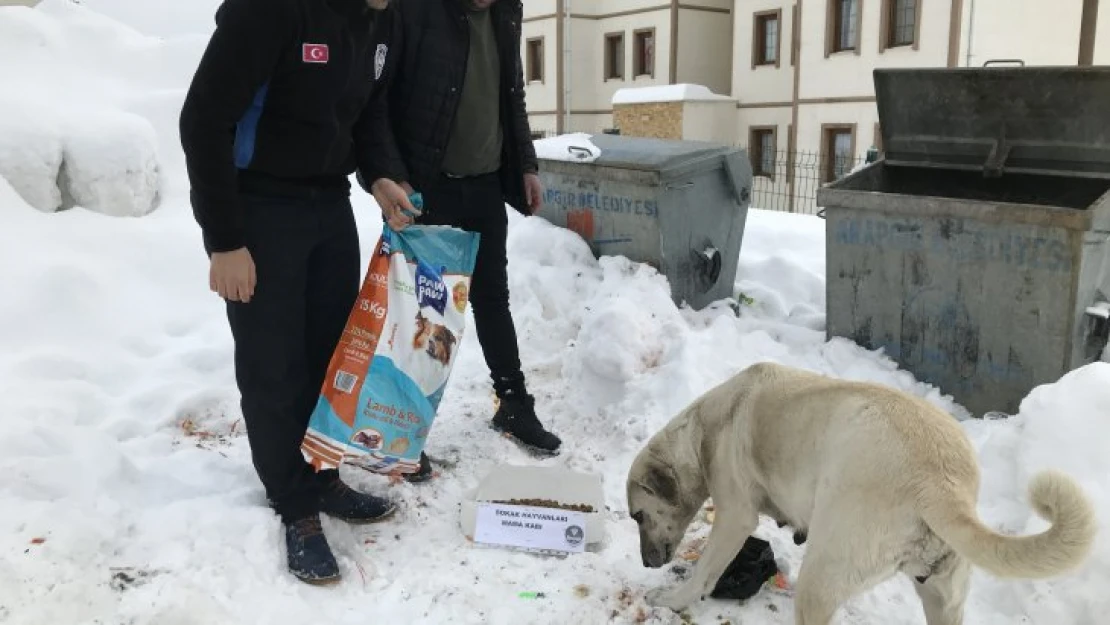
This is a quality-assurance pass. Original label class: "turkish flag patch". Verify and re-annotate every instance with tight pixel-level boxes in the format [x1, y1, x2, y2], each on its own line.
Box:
[302, 43, 329, 64]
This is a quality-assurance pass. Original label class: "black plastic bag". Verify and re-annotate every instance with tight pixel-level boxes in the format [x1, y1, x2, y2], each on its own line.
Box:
[708, 536, 778, 602]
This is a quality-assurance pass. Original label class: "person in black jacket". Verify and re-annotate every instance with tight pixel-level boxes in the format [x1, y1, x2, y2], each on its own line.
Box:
[179, 0, 416, 585]
[361, 0, 562, 479]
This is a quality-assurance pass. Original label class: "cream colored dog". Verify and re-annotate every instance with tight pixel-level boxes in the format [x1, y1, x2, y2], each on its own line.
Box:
[627, 362, 1096, 625]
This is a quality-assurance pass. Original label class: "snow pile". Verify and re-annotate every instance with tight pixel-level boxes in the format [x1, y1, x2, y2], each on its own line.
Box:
[2, 2, 1110, 624]
[612, 83, 733, 106]
[57, 109, 162, 217]
[733, 209, 826, 329]
[0, 106, 64, 211]
[77, 0, 223, 37]
[0, 0, 203, 216]
[960, 364, 1110, 624]
[534, 132, 602, 163]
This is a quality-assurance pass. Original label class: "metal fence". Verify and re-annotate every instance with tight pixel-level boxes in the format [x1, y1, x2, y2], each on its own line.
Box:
[736, 147, 868, 215]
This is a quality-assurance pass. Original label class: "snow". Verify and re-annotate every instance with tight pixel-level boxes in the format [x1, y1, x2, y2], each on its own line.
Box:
[2, 2, 1110, 625]
[0, 0, 183, 216]
[534, 132, 601, 163]
[611, 83, 733, 106]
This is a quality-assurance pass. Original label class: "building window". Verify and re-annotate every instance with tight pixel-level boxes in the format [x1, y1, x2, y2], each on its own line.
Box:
[633, 28, 655, 77]
[604, 32, 625, 80]
[753, 10, 782, 68]
[822, 124, 856, 182]
[827, 0, 861, 55]
[526, 37, 544, 83]
[750, 127, 778, 179]
[882, 0, 920, 50]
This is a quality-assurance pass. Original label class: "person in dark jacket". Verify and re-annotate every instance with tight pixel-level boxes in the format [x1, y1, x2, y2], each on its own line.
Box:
[178, 0, 414, 585]
[361, 0, 562, 480]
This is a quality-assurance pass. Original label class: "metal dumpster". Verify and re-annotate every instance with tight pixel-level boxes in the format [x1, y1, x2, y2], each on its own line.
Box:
[818, 66, 1110, 417]
[535, 134, 752, 310]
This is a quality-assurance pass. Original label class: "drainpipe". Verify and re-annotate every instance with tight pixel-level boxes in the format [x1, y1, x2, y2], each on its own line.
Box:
[965, 0, 976, 67]
[1079, 0, 1100, 65]
[562, 0, 572, 133]
[788, 0, 803, 213]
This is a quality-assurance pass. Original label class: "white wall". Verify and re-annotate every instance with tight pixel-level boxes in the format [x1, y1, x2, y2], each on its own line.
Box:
[794, 101, 879, 153]
[1099, 3, 1110, 64]
[732, 0, 795, 103]
[521, 17, 558, 115]
[798, 0, 952, 99]
[589, 0, 668, 14]
[682, 100, 740, 143]
[677, 6, 734, 95]
[523, 0, 558, 17]
[566, 8, 672, 114]
[737, 107, 793, 144]
[567, 113, 614, 133]
[958, 0, 1086, 67]
[529, 114, 559, 136]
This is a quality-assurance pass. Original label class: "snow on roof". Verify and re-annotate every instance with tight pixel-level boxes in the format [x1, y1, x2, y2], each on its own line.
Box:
[611, 83, 733, 106]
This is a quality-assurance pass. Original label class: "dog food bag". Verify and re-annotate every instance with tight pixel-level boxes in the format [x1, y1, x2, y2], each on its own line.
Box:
[301, 215, 480, 475]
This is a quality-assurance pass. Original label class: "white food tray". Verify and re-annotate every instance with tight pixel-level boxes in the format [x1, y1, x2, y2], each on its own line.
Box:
[459, 464, 607, 548]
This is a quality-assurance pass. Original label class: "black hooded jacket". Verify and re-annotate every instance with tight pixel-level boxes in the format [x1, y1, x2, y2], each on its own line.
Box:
[179, 0, 384, 253]
[358, 0, 539, 215]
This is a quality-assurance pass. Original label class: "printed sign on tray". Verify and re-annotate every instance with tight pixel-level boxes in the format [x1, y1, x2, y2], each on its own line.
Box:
[473, 503, 588, 554]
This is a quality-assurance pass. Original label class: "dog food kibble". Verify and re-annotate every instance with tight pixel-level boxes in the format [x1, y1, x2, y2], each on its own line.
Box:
[491, 498, 595, 513]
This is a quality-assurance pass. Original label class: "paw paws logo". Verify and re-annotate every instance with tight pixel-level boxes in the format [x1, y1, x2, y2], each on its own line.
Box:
[416, 261, 448, 316]
[452, 281, 468, 313]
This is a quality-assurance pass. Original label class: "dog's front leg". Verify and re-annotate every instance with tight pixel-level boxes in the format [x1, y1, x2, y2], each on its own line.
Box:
[646, 507, 759, 611]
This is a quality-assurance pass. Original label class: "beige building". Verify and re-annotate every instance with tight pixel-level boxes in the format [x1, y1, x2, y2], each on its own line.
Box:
[736, 0, 1108, 211]
[522, 1, 1107, 211]
[520, 0, 735, 135]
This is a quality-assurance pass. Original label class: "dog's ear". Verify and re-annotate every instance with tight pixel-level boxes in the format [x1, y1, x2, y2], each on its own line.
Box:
[641, 457, 680, 504]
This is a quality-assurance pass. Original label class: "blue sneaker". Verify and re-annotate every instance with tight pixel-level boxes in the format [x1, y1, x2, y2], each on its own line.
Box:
[284, 514, 340, 585]
[319, 479, 398, 524]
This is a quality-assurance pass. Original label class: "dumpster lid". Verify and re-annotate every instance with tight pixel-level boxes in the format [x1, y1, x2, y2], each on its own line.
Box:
[547, 133, 739, 175]
[874, 66, 1110, 179]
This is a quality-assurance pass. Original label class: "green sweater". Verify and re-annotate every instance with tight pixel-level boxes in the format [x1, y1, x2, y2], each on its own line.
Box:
[440, 6, 503, 176]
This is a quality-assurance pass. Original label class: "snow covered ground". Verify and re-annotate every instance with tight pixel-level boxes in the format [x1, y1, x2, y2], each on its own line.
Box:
[2, 2, 1110, 624]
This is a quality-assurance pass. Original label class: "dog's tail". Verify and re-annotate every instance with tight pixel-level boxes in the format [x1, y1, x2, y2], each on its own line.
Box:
[921, 469, 1097, 579]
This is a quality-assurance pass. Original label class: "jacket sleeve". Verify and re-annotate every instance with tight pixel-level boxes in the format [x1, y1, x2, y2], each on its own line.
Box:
[354, 6, 410, 191]
[509, 21, 539, 175]
[178, 0, 294, 253]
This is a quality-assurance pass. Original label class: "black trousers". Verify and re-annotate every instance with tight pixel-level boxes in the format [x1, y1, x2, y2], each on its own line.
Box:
[224, 185, 360, 522]
[417, 171, 525, 395]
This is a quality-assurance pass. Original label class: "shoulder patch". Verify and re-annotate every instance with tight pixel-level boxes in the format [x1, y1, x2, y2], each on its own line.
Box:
[374, 43, 388, 80]
[303, 43, 329, 64]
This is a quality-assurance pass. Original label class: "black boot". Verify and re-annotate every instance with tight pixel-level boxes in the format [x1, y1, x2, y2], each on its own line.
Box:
[490, 385, 562, 456]
[319, 478, 397, 524]
[402, 451, 435, 484]
[284, 514, 340, 585]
